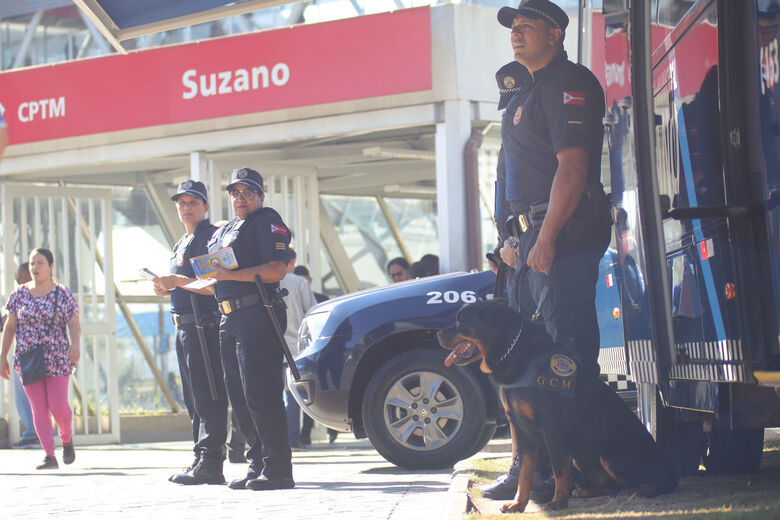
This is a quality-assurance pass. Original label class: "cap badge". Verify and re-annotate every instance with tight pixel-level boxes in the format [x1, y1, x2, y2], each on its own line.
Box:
[182, 181, 193, 190]
[503, 76, 516, 89]
[237, 170, 248, 178]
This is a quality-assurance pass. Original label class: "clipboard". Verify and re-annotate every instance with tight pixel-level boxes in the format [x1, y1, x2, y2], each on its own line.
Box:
[189, 247, 238, 278]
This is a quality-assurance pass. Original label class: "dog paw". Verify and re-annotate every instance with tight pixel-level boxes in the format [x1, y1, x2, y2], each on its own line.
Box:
[543, 500, 568, 511]
[500, 501, 527, 513]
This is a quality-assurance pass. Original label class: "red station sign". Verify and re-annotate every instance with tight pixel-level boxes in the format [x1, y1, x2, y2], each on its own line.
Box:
[0, 7, 432, 145]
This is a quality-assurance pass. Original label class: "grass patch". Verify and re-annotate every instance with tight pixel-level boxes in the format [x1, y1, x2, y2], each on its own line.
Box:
[464, 441, 780, 519]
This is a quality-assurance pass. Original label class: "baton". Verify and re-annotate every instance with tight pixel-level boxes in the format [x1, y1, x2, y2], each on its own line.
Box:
[190, 295, 219, 401]
[493, 261, 507, 299]
[253, 275, 301, 381]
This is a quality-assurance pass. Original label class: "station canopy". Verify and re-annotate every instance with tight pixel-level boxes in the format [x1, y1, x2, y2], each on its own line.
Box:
[73, 0, 290, 52]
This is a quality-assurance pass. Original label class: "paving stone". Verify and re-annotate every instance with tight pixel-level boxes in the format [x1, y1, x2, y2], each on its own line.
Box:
[2, 438, 453, 519]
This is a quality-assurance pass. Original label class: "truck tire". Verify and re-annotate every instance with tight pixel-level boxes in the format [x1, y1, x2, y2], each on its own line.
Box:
[637, 383, 705, 476]
[703, 423, 763, 475]
[362, 349, 488, 469]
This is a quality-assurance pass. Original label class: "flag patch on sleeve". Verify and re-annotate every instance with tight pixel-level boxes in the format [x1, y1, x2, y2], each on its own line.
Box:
[563, 91, 586, 105]
[271, 224, 288, 235]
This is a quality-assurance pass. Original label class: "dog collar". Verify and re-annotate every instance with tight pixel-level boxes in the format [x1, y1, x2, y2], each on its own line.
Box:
[496, 323, 525, 367]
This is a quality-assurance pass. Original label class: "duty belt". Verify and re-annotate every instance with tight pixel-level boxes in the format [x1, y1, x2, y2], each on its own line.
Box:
[510, 201, 548, 235]
[218, 293, 260, 315]
[171, 311, 220, 327]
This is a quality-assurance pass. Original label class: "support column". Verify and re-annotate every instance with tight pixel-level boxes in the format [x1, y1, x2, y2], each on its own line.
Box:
[190, 152, 223, 221]
[435, 100, 472, 273]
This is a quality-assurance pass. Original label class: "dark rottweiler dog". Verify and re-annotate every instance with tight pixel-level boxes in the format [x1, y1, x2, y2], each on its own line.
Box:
[438, 300, 677, 513]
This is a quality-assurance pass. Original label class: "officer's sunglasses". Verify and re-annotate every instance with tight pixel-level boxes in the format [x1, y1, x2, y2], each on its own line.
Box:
[229, 188, 258, 200]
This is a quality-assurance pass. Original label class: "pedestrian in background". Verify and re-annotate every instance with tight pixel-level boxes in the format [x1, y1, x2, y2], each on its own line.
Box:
[292, 264, 339, 444]
[387, 257, 411, 283]
[279, 248, 318, 450]
[0, 248, 81, 469]
[8, 263, 40, 448]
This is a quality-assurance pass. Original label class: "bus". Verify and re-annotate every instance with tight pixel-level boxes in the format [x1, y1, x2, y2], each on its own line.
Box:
[595, 0, 780, 475]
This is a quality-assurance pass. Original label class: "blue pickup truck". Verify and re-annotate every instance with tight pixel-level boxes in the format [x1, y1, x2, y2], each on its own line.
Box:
[288, 256, 623, 469]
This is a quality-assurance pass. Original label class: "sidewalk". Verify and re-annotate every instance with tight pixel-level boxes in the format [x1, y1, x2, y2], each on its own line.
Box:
[2, 438, 452, 520]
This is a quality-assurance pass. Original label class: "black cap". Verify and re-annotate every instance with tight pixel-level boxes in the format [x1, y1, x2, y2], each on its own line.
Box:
[226, 167, 264, 194]
[496, 61, 524, 110]
[498, 0, 569, 30]
[171, 180, 208, 203]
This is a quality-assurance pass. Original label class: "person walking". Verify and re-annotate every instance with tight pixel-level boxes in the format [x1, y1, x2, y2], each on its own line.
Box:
[153, 180, 229, 485]
[0, 248, 81, 469]
[209, 167, 294, 491]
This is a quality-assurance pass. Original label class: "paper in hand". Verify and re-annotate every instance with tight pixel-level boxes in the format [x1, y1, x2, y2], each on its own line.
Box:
[139, 268, 159, 281]
[183, 278, 217, 290]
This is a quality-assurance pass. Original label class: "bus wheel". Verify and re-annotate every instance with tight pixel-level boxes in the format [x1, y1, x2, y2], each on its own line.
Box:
[637, 383, 706, 477]
[703, 422, 763, 475]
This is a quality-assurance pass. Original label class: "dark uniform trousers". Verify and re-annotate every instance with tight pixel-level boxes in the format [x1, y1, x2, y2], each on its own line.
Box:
[174, 319, 228, 460]
[507, 204, 612, 379]
[219, 302, 292, 478]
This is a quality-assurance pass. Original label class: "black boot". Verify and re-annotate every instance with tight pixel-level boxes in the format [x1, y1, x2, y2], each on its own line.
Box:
[481, 456, 520, 500]
[169, 454, 200, 482]
[170, 456, 225, 485]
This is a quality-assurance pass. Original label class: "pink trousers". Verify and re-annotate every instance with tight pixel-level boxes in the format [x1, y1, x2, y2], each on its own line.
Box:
[22, 375, 73, 457]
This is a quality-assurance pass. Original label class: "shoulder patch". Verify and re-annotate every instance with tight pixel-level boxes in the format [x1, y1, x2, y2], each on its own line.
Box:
[513, 106, 524, 125]
[563, 91, 586, 106]
[271, 224, 288, 235]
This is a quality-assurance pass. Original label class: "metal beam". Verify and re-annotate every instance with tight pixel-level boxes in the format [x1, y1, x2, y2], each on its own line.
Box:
[319, 200, 361, 293]
[144, 180, 179, 247]
[286, 2, 308, 25]
[77, 6, 111, 54]
[71, 0, 126, 54]
[13, 10, 44, 68]
[376, 196, 413, 263]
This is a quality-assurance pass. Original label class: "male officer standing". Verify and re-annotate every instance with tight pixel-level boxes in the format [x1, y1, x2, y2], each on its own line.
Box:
[209, 167, 294, 491]
[153, 180, 228, 485]
[486, 0, 612, 502]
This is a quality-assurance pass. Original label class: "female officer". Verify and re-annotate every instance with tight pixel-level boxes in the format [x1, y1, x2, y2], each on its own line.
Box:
[209, 167, 294, 491]
[153, 180, 228, 485]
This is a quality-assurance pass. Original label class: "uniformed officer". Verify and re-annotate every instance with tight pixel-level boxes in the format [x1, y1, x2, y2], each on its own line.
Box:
[489, 0, 612, 502]
[208, 167, 294, 491]
[153, 180, 229, 485]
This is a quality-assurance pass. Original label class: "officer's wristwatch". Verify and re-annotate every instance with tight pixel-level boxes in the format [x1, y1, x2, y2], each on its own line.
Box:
[506, 236, 519, 249]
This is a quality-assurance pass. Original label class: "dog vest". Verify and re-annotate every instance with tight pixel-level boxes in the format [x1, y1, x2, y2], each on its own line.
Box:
[495, 350, 579, 398]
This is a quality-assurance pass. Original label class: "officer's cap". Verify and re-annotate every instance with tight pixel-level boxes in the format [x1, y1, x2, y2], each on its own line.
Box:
[171, 180, 208, 203]
[498, 0, 569, 30]
[226, 167, 264, 194]
[496, 61, 524, 110]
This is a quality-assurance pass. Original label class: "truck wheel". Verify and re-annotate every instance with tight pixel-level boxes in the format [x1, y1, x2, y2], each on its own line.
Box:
[362, 350, 488, 469]
[703, 423, 763, 475]
[637, 383, 705, 476]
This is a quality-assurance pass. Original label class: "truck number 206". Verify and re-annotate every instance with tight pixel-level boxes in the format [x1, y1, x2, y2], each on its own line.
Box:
[426, 290, 477, 304]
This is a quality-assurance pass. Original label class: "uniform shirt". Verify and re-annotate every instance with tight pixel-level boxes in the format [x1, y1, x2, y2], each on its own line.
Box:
[279, 273, 318, 353]
[170, 218, 219, 315]
[501, 52, 605, 208]
[207, 207, 291, 302]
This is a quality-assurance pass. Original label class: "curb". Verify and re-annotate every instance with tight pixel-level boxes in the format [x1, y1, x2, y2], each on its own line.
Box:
[444, 465, 473, 520]
[444, 438, 513, 519]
